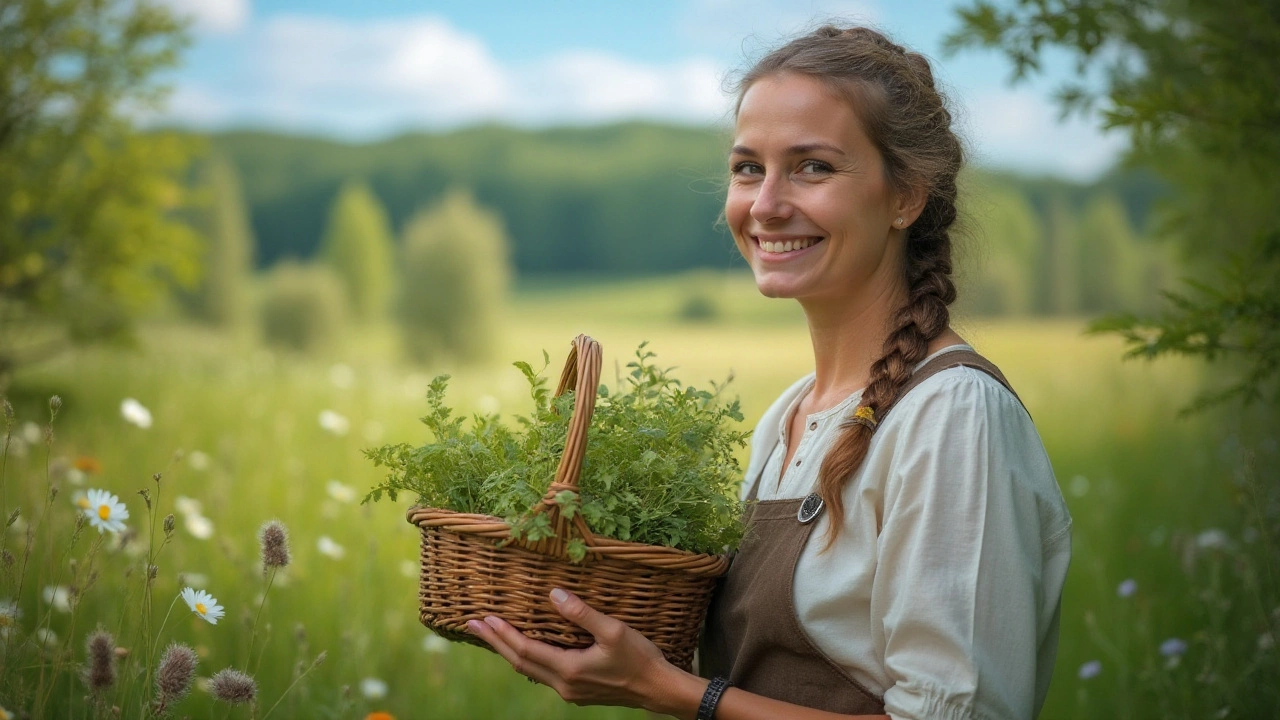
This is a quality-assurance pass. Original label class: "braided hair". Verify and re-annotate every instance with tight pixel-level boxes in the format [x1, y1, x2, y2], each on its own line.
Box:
[733, 26, 963, 546]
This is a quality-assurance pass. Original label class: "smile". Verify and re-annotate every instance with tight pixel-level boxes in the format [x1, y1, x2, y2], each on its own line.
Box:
[754, 236, 824, 256]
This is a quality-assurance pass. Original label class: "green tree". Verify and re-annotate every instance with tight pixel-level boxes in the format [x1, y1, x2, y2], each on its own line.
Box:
[1076, 194, 1141, 314]
[398, 189, 511, 363]
[319, 180, 396, 320]
[948, 0, 1280, 407]
[0, 0, 199, 373]
[963, 183, 1040, 316]
[189, 155, 254, 326]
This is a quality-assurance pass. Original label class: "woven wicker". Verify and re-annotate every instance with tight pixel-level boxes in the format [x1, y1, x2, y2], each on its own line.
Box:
[406, 334, 730, 671]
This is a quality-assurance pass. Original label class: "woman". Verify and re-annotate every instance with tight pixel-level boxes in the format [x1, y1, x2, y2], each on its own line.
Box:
[466, 26, 1072, 720]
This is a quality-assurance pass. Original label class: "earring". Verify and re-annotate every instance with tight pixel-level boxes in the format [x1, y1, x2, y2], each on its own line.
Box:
[894, 217, 904, 227]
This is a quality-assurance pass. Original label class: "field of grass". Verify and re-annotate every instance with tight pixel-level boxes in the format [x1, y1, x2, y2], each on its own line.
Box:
[2, 272, 1274, 719]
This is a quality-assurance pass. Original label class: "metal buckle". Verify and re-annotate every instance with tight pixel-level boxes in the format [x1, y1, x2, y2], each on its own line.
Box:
[797, 493, 824, 524]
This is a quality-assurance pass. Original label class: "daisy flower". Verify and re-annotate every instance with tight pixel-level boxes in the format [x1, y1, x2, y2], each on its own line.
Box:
[84, 489, 129, 534]
[316, 536, 346, 560]
[180, 587, 225, 625]
[120, 398, 153, 429]
[360, 677, 388, 699]
[318, 409, 350, 436]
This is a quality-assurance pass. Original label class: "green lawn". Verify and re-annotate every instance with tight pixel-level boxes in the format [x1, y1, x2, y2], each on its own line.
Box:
[2, 273, 1271, 719]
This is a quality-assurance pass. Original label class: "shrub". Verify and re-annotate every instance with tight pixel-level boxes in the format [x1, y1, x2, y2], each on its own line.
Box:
[258, 262, 346, 353]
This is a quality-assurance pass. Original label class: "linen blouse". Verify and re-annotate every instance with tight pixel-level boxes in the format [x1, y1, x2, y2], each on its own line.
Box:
[743, 344, 1072, 720]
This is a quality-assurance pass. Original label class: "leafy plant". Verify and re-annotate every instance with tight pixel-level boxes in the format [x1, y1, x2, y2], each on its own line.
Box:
[364, 343, 749, 557]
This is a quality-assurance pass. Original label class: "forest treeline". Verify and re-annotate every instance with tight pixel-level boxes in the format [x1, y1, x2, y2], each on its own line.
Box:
[207, 123, 1173, 317]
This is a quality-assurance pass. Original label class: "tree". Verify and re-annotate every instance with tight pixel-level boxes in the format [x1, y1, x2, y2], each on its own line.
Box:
[398, 190, 511, 363]
[0, 0, 199, 374]
[1076, 195, 1141, 314]
[188, 155, 254, 327]
[318, 180, 396, 320]
[948, 0, 1280, 407]
[962, 182, 1040, 316]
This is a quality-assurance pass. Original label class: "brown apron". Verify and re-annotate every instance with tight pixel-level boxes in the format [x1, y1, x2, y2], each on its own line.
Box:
[700, 350, 1023, 715]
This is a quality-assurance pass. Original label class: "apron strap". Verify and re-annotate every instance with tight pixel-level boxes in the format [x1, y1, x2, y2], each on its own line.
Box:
[743, 349, 1025, 502]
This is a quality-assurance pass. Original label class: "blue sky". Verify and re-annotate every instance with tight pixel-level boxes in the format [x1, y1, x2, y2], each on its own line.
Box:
[156, 0, 1125, 180]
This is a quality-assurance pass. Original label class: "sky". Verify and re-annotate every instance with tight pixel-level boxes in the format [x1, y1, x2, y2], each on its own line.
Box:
[154, 0, 1126, 180]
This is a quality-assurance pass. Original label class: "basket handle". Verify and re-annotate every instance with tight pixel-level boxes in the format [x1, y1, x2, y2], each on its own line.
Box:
[516, 334, 603, 559]
[551, 334, 602, 490]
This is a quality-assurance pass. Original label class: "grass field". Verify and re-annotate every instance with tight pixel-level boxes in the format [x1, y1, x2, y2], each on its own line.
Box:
[2, 272, 1274, 719]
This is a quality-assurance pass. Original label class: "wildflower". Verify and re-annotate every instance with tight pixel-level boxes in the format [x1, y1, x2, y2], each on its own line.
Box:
[326, 480, 356, 503]
[423, 633, 449, 654]
[1160, 638, 1188, 657]
[83, 627, 116, 694]
[174, 495, 203, 517]
[1077, 660, 1102, 680]
[259, 520, 291, 571]
[0, 704, 11, 720]
[187, 450, 211, 471]
[120, 398, 153, 429]
[49, 395, 62, 415]
[84, 489, 129, 534]
[35, 627, 58, 647]
[180, 587, 225, 625]
[1196, 528, 1232, 550]
[155, 643, 199, 708]
[74, 455, 103, 474]
[208, 668, 257, 705]
[184, 514, 214, 540]
[316, 535, 346, 560]
[360, 677, 388, 699]
[20, 421, 40, 444]
[366, 713, 396, 720]
[1117, 579, 1137, 598]
[318, 409, 350, 436]
[163, 513, 176, 539]
[71, 490, 91, 511]
[0, 600, 20, 638]
[43, 585, 72, 613]
[177, 572, 209, 589]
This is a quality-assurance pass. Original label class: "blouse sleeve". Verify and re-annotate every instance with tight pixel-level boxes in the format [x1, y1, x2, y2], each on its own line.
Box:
[873, 368, 1072, 720]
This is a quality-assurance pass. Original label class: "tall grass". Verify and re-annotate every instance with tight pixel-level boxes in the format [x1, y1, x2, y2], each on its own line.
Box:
[0, 273, 1273, 718]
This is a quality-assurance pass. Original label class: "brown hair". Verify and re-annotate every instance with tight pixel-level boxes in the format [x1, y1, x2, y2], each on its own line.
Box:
[733, 26, 962, 545]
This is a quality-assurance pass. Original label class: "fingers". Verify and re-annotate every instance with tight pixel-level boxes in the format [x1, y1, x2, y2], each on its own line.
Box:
[467, 616, 564, 685]
[549, 588, 624, 645]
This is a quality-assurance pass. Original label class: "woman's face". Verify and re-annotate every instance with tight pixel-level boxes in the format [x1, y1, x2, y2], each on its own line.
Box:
[726, 72, 906, 306]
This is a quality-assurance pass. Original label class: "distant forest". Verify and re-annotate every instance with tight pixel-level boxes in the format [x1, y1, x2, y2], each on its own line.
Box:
[209, 122, 1173, 315]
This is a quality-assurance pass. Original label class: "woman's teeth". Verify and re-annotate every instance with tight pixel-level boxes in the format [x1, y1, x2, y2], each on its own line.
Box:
[759, 237, 819, 253]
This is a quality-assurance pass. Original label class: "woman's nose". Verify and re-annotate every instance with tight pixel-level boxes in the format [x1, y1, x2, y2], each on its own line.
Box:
[750, 175, 793, 224]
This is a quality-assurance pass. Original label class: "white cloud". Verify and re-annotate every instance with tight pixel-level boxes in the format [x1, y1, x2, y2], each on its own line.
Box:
[514, 53, 728, 123]
[160, 0, 249, 34]
[962, 88, 1127, 180]
[679, 0, 880, 58]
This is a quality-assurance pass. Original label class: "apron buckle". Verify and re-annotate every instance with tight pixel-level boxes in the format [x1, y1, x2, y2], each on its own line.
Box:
[797, 493, 824, 524]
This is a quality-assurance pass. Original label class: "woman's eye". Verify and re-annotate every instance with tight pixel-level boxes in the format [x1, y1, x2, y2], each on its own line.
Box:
[731, 161, 763, 176]
[798, 160, 833, 174]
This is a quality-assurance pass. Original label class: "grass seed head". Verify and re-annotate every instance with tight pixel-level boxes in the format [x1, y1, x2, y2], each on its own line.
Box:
[6, 507, 18, 528]
[258, 520, 291, 572]
[163, 513, 175, 539]
[49, 395, 62, 415]
[83, 627, 116, 693]
[209, 668, 257, 705]
[155, 643, 199, 707]
[2, 397, 13, 422]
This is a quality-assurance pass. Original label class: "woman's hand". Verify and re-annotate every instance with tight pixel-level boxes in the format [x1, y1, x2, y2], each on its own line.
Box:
[466, 588, 703, 714]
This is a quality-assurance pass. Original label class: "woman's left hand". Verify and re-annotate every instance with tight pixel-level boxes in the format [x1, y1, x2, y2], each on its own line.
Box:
[466, 588, 693, 710]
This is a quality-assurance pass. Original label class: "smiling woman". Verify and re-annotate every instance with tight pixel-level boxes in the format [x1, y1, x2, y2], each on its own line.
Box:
[466, 25, 1071, 720]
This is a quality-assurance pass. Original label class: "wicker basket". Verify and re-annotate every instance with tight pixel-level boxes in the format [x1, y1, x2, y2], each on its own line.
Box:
[405, 334, 730, 671]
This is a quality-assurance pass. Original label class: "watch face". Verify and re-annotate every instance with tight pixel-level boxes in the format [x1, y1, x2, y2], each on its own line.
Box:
[797, 493, 825, 524]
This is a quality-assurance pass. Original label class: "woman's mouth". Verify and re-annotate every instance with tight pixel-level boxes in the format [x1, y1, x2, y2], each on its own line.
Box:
[755, 236, 824, 257]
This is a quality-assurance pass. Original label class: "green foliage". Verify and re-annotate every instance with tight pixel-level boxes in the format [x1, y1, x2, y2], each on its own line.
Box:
[319, 180, 396, 320]
[258, 262, 347, 353]
[948, 0, 1280, 406]
[0, 0, 200, 373]
[187, 155, 255, 327]
[365, 344, 749, 556]
[961, 181, 1040, 315]
[398, 189, 510, 363]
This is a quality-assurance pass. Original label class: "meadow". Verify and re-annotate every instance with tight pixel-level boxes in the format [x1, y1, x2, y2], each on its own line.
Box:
[2, 272, 1273, 719]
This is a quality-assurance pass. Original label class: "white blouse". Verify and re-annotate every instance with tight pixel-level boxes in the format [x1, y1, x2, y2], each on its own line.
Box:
[743, 345, 1072, 720]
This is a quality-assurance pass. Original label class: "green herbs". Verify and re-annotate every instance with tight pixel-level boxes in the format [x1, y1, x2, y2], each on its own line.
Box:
[364, 344, 749, 557]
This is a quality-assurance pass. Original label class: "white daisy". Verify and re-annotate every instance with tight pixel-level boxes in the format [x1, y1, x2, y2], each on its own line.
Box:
[180, 587, 225, 625]
[120, 398, 153, 429]
[0, 599, 21, 633]
[317, 410, 349, 436]
[42, 585, 72, 612]
[84, 489, 129, 534]
[174, 495, 203, 517]
[316, 536, 345, 560]
[187, 451, 211, 471]
[184, 514, 214, 540]
[325, 480, 356, 503]
[359, 677, 388, 699]
[71, 490, 91, 512]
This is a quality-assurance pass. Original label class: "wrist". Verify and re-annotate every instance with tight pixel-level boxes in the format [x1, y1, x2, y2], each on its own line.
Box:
[637, 660, 708, 720]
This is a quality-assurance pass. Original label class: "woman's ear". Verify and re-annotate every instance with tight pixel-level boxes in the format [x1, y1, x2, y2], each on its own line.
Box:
[894, 184, 929, 229]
